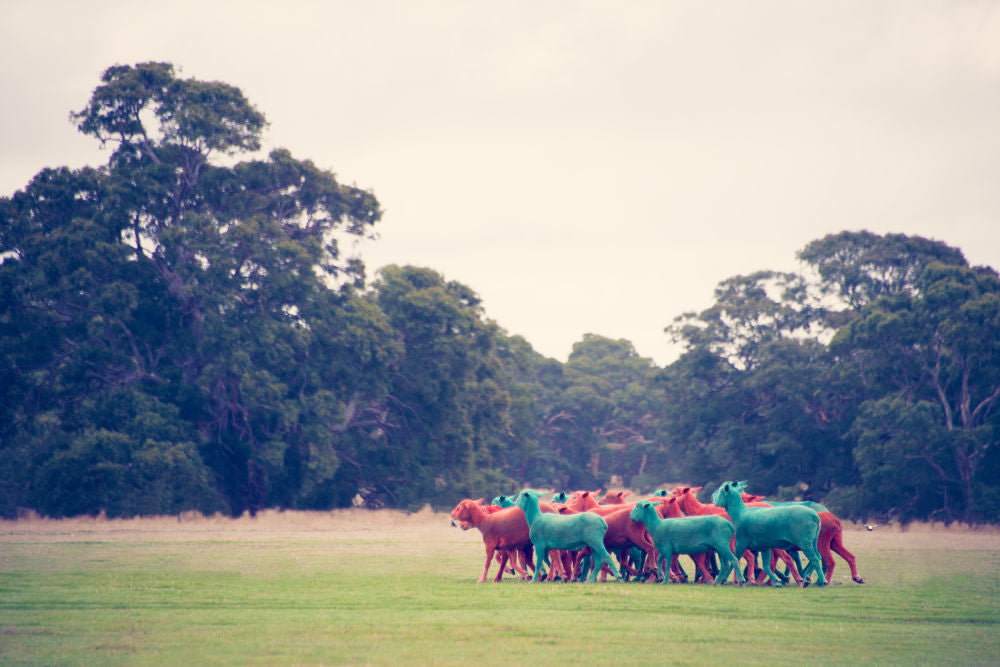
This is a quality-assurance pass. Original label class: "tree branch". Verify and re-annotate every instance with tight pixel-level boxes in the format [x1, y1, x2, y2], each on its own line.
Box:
[928, 335, 954, 430]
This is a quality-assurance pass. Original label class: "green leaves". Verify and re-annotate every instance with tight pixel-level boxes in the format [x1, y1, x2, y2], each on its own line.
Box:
[1, 62, 394, 517]
[839, 262, 1000, 520]
[668, 270, 819, 370]
[798, 230, 967, 311]
[5, 62, 1000, 525]
[663, 231, 1000, 522]
[31, 390, 226, 517]
[356, 265, 514, 507]
[73, 62, 266, 156]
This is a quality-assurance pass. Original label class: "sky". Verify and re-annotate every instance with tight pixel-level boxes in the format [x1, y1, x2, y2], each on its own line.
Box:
[3, 1, 1000, 366]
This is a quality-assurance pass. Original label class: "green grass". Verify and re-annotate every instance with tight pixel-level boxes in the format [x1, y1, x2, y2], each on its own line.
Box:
[1, 519, 998, 665]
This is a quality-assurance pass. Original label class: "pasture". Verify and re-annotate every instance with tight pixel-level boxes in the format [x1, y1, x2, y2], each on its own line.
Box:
[1, 508, 998, 665]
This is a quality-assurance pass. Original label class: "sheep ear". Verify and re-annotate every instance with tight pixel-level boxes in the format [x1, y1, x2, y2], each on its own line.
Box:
[735, 481, 748, 492]
[652, 500, 663, 506]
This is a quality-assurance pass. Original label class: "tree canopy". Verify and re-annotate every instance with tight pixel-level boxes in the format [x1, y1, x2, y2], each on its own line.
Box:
[2, 64, 998, 523]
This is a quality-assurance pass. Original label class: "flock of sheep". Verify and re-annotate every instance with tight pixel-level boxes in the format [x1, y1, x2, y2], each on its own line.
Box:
[450, 481, 866, 586]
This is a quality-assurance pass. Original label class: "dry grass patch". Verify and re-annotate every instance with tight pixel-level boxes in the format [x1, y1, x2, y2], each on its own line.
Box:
[0, 505, 459, 543]
[3, 509, 999, 552]
[844, 520, 1000, 550]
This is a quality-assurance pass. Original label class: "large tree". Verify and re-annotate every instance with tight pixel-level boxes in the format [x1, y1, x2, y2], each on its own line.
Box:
[661, 269, 841, 497]
[1, 63, 384, 516]
[834, 262, 1000, 521]
[353, 265, 514, 507]
[658, 232, 992, 514]
[562, 335, 663, 490]
[668, 270, 821, 371]
[798, 230, 967, 327]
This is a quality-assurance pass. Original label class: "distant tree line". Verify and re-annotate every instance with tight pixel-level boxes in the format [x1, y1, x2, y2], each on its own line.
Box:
[2, 63, 998, 523]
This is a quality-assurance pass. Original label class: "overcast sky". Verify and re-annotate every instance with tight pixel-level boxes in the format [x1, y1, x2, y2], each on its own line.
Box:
[3, 1, 1000, 365]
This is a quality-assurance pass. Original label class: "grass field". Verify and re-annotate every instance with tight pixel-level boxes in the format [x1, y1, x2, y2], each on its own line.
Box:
[1, 508, 999, 665]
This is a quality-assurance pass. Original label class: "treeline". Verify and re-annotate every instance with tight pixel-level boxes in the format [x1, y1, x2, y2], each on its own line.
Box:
[2, 63, 998, 523]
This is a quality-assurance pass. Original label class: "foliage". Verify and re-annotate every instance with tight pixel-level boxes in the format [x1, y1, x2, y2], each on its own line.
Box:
[335, 265, 515, 509]
[832, 262, 1000, 521]
[798, 230, 967, 312]
[2, 62, 999, 523]
[662, 233, 1000, 523]
[1, 63, 382, 516]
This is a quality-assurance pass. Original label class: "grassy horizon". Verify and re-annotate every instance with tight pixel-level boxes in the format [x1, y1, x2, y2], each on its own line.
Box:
[1, 511, 998, 665]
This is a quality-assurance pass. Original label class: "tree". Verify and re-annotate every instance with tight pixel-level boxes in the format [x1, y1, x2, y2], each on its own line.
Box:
[657, 232, 1000, 522]
[847, 396, 952, 521]
[834, 262, 1000, 521]
[661, 268, 841, 496]
[657, 336, 844, 500]
[563, 335, 663, 490]
[32, 389, 226, 517]
[6, 66, 999, 524]
[348, 266, 514, 508]
[798, 230, 966, 326]
[1, 62, 384, 516]
[667, 270, 820, 371]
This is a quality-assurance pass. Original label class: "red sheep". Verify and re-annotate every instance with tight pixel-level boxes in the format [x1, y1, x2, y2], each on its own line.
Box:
[565, 490, 602, 512]
[599, 490, 631, 505]
[450, 499, 534, 583]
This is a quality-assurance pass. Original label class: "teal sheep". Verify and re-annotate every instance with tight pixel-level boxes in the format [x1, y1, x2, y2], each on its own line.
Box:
[629, 500, 744, 585]
[515, 489, 621, 583]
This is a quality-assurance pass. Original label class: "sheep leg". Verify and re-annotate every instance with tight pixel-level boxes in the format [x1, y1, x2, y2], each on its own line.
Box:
[830, 532, 864, 583]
